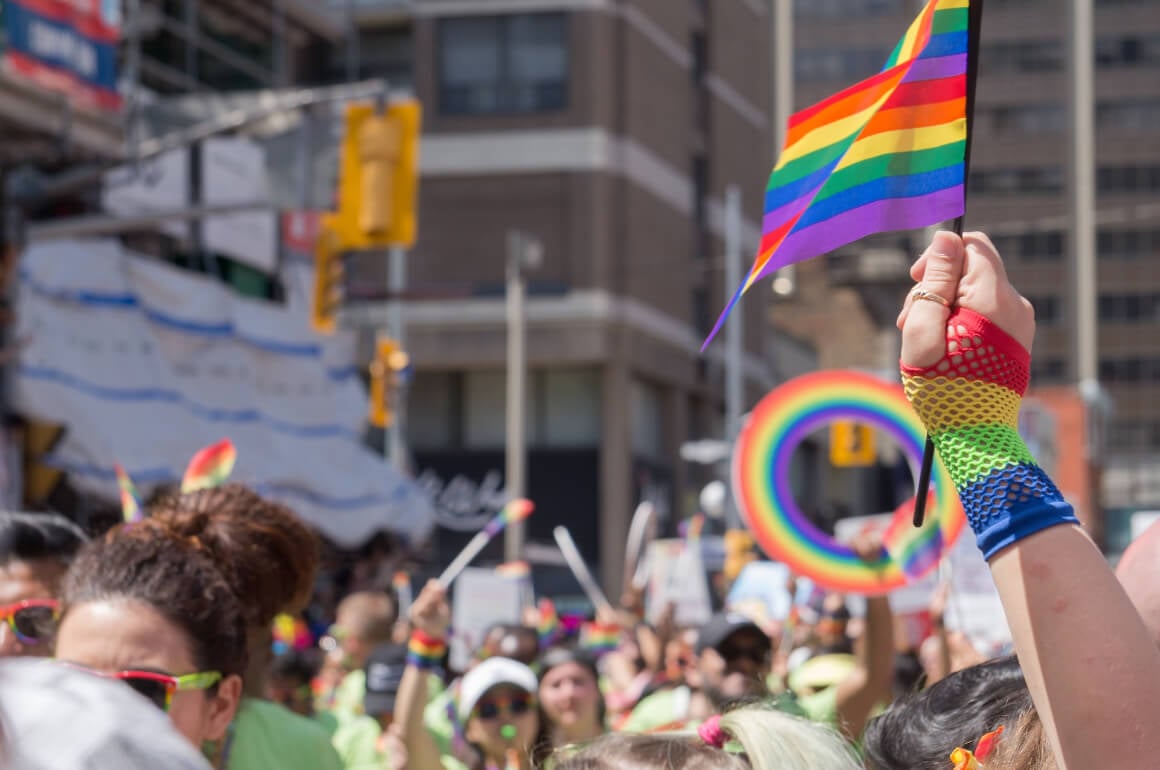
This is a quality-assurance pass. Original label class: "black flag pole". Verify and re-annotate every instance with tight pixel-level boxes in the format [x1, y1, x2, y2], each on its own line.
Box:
[913, 0, 986, 529]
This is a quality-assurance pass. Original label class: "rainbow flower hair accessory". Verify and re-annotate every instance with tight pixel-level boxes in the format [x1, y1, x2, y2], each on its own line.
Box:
[732, 370, 965, 595]
[181, 439, 237, 493]
[950, 725, 1004, 769]
[115, 464, 145, 523]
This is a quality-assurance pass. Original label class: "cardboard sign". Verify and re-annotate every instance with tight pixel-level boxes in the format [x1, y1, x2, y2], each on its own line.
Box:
[450, 567, 523, 671]
[645, 539, 712, 627]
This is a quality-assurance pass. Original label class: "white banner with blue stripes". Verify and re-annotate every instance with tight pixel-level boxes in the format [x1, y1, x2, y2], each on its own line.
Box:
[11, 238, 435, 546]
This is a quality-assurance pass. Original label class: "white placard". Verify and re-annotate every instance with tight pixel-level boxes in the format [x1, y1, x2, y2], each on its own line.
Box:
[834, 513, 940, 615]
[645, 539, 712, 627]
[202, 137, 277, 273]
[1131, 512, 1160, 542]
[11, 238, 435, 547]
[450, 567, 524, 671]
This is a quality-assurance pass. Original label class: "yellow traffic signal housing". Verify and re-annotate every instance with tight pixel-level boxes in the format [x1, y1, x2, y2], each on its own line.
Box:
[368, 337, 408, 428]
[335, 100, 422, 249]
[830, 421, 876, 467]
[311, 216, 345, 334]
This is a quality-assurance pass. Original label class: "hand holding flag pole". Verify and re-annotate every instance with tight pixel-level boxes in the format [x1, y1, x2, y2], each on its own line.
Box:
[698, 0, 985, 529]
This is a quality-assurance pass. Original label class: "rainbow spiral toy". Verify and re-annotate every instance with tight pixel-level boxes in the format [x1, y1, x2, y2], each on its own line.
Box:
[731, 370, 965, 595]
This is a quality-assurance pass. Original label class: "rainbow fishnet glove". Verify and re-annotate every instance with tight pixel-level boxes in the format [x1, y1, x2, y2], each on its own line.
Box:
[902, 308, 1079, 560]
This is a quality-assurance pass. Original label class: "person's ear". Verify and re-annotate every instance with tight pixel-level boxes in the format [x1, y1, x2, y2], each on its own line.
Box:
[204, 674, 243, 741]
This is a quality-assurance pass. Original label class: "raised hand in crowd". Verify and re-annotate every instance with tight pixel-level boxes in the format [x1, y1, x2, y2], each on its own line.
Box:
[899, 230, 1160, 769]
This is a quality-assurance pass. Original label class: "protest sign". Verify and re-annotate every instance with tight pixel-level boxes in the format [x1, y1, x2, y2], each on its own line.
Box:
[645, 539, 712, 627]
[450, 567, 523, 670]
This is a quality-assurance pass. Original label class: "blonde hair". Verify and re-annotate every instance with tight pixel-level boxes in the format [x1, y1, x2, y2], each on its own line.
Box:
[986, 708, 1056, 770]
[551, 706, 860, 770]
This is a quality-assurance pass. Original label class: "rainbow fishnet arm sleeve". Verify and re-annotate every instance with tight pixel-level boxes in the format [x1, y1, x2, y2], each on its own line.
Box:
[902, 309, 1079, 560]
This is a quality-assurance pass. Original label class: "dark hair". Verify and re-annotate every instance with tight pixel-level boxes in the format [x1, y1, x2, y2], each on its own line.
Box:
[149, 484, 320, 629]
[61, 521, 248, 679]
[0, 511, 87, 566]
[481, 623, 540, 666]
[270, 649, 323, 685]
[863, 655, 1031, 770]
[536, 645, 607, 752]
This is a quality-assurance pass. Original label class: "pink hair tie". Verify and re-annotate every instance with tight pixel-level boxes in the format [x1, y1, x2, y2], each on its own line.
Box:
[698, 715, 726, 749]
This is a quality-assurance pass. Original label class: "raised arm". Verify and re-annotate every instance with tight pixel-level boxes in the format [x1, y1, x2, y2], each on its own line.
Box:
[898, 231, 1160, 769]
[395, 580, 454, 770]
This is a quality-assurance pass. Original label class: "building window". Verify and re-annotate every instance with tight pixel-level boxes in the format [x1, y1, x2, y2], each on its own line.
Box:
[794, 0, 904, 18]
[1098, 293, 1160, 323]
[970, 166, 1064, 195]
[796, 48, 893, 83]
[540, 368, 601, 448]
[631, 380, 665, 460]
[982, 104, 1066, 135]
[410, 372, 461, 450]
[438, 14, 569, 116]
[1098, 99, 1160, 131]
[992, 231, 1065, 262]
[1026, 294, 1063, 325]
[1099, 166, 1160, 194]
[1031, 357, 1068, 384]
[1100, 357, 1160, 383]
[1097, 35, 1160, 67]
[1097, 228, 1160, 259]
[980, 40, 1063, 74]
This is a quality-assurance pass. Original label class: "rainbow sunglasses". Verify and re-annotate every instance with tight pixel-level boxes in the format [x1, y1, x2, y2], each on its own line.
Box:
[0, 599, 60, 645]
[60, 663, 222, 712]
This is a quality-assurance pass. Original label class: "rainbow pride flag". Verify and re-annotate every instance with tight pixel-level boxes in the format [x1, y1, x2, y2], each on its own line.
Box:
[705, 0, 975, 346]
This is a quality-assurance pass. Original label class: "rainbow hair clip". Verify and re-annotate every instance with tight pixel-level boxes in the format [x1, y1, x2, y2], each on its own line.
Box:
[950, 726, 1004, 769]
[115, 464, 146, 523]
[181, 439, 237, 493]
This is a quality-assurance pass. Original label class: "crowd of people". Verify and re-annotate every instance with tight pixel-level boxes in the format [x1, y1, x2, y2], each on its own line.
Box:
[2, 231, 1159, 769]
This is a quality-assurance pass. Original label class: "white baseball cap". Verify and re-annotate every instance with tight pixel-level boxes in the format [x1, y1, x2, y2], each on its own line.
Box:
[456, 657, 538, 723]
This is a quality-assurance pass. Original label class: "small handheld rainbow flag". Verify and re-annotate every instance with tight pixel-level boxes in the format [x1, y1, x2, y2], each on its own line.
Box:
[115, 464, 145, 523]
[536, 598, 562, 650]
[438, 499, 535, 588]
[482, 499, 534, 539]
[181, 439, 237, 493]
[704, 0, 980, 347]
[579, 622, 622, 656]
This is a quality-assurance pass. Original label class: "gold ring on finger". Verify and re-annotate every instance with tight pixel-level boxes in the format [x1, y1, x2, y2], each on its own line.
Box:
[910, 288, 952, 308]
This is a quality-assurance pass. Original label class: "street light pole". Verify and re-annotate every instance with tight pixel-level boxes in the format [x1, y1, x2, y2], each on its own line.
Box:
[387, 246, 408, 470]
[505, 231, 541, 562]
[724, 186, 744, 529]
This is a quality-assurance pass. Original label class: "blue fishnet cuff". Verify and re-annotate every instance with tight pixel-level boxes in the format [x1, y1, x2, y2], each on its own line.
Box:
[959, 463, 1081, 559]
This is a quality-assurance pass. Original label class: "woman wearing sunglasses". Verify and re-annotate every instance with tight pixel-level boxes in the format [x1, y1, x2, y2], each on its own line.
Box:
[396, 580, 546, 770]
[54, 520, 247, 752]
[0, 510, 87, 658]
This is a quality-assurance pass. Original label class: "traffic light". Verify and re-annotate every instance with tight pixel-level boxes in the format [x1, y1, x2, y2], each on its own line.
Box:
[368, 337, 410, 429]
[829, 421, 876, 467]
[335, 100, 422, 249]
[311, 215, 344, 334]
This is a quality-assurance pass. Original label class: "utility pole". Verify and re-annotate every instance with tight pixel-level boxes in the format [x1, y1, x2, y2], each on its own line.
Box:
[770, 0, 795, 297]
[1068, 0, 1103, 547]
[387, 245, 407, 469]
[504, 231, 542, 562]
[724, 186, 744, 528]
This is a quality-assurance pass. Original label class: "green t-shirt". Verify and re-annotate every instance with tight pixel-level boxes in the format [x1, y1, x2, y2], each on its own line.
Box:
[226, 698, 344, 770]
[620, 686, 809, 733]
[331, 715, 384, 770]
[331, 670, 367, 723]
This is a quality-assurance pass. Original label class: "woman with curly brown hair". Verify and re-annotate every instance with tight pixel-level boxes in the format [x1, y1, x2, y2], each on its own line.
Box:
[147, 484, 343, 770]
